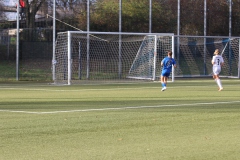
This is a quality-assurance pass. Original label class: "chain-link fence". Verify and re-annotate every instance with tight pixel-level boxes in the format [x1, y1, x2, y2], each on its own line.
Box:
[0, 29, 52, 81]
[0, 29, 239, 82]
[0, 0, 240, 82]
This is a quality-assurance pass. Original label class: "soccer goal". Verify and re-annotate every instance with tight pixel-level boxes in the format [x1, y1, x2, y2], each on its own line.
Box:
[176, 36, 240, 78]
[53, 31, 174, 85]
[127, 35, 175, 81]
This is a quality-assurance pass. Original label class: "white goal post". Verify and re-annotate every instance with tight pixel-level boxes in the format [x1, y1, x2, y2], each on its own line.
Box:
[53, 31, 174, 85]
[175, 36, 240, 78]
[127, 35, 175, 81]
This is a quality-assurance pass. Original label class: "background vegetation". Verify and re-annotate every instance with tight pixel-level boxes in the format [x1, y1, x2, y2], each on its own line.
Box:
[1, 0, 240, 35]
[0, 0, 239, 81]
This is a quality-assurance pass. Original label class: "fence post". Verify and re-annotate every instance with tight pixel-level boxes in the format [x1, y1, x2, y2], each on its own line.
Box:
[16, 4, 19, 81]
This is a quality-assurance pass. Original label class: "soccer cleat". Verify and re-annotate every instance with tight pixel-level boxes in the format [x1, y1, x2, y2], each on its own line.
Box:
[218, 87, 223, 91]
[161, 87, 167, 91]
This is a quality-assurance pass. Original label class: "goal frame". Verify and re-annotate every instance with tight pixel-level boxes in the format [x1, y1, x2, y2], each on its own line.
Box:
[54, 31, 175, 85]
[127, 35, 175, 81]
[175, 35, 240, 79]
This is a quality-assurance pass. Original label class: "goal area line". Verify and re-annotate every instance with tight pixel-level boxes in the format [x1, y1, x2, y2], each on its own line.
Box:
[1, 101, 240, 115]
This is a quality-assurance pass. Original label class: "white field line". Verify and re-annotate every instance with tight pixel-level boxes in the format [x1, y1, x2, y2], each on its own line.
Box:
[0, 86, 162, 91]
[0, 101, 240, 114]
[0, 79, 239, 87]
[0, 84, 239, 92]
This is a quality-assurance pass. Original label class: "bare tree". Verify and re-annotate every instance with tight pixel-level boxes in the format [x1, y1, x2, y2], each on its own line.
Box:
[23, 0, 46, 28]
[54, 0, 94, 30]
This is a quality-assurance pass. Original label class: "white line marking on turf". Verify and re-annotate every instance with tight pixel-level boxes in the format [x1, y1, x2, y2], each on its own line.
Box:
[0, 101, 240, 114]
[0, 83, 239, 92]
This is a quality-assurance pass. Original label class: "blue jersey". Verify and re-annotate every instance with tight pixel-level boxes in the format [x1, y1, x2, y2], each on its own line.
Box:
[161, 57, 176, 73]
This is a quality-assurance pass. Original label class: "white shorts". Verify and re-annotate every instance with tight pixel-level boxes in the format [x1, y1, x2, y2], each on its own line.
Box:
[213, 66, 221, 75]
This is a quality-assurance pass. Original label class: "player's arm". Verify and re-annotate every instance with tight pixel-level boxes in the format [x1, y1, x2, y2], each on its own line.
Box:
[173, 59, 177, 68]
[161, 59, 164, 67]
[220, 57, 224, 66]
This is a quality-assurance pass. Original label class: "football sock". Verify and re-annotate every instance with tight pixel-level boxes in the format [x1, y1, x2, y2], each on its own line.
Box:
[162, 83, 165, 88]
[214, 79, 218, 86]
[216, 79, 222, 88]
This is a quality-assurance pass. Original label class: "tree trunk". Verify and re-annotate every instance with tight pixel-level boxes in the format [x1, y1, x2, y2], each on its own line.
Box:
[24, 0, 44, 28]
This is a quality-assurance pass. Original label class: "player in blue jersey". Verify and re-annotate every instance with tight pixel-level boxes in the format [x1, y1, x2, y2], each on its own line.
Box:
[160, 51, 176, 91]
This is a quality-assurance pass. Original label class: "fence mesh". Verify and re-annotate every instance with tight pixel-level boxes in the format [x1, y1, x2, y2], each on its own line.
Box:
[0, 29, 239, 82]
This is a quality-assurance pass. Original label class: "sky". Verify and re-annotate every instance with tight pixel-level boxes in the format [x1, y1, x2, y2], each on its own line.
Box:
[1, 0, 17, 7]
[1, 0, 17, 20]
[1, 0, 41, 21]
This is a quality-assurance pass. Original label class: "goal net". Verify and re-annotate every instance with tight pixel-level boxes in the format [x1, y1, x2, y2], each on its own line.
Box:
[53, 31, 174, 85]
[127, 35, 174, 81]
[176, 36, 240, 78]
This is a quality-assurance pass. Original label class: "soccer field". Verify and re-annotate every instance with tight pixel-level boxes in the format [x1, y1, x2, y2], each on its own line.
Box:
[0, 79, 240, 160]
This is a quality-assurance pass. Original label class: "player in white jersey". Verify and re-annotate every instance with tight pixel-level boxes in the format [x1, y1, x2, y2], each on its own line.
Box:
[211, 49, 224, 91]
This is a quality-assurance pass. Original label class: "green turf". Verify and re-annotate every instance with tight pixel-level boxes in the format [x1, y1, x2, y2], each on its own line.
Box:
[0, 79, 240, 160]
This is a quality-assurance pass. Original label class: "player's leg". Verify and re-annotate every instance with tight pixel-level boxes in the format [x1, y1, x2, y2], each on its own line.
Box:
[213, 74, 218, 86]
[213, 74, 219, 89]
[161, 75, 166, 90]
[164, 76, 168, 86]
[215, 74, 223, 91]
[161, 71, 170, 91]
[161, 70, 166, 87]
[213, 68, 223, 91]
[161, 71, 166, 91]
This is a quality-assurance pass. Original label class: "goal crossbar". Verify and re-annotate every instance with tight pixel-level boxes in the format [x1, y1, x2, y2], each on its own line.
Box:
[53, 31, 174, 85]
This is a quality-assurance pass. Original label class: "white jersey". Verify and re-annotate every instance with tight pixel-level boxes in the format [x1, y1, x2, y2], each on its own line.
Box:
[212, 55, 224, 75]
